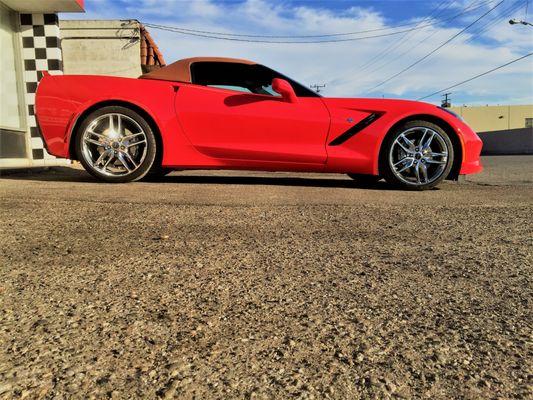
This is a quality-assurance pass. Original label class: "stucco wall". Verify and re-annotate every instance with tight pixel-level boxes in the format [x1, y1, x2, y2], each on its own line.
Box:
[451, 105, 533, 133]
[59, 19, 142, 78]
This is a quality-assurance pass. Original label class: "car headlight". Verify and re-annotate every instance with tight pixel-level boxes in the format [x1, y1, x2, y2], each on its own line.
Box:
[438, 106, 464, 122]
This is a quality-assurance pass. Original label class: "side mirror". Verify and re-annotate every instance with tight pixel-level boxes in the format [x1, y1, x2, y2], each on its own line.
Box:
[272, 78, 298, 103]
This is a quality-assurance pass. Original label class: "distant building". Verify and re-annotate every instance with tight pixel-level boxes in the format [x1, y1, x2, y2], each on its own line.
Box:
[60, 19, 165, 78]
[450, 105, 533, 154]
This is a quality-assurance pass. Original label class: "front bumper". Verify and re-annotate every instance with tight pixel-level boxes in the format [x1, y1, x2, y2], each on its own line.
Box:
[458, 122, 483, 175]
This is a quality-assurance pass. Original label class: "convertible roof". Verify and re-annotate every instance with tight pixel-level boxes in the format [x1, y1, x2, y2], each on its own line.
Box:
[139, 57, 256, 83]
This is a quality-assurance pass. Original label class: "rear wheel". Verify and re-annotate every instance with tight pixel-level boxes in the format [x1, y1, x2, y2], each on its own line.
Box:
[75, 106, 157, 183]
[380, 120, 454, 190]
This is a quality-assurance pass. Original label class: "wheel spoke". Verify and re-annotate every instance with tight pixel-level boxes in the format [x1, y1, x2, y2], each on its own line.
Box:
[117, 152, 132, 172]
[87, 130, 107, 140]
[397, 134, 415, 153]
[419, 129, 428, 147]
[393, 156, 413, 168]
[84, 137, 104, 147]
[94, 150, 108, 167]
[103, 152, 114, 169]
[123, 132, 144, 141]
[422, 131, 435, 149]
[109, 114, 115, 132]
[419, 163, 428, 183]
[117, 115, 122, 136]
[414, 163, 421, 183]
[122, 151, 138, 168]
[430, 152, 447, 157]
[397, 159, 414, 173]
[425, 158, 446, 164]
[127, 139, 146, 148]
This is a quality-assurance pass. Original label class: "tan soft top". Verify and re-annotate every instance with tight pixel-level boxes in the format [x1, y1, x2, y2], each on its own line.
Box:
[139, 57, 256, 83]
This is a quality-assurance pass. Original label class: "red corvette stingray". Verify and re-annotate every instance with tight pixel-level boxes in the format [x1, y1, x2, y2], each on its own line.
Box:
[36, 57, 482, 189]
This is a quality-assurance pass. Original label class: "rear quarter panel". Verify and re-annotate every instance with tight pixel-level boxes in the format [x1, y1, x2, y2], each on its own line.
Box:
[36, 75, 198, 165]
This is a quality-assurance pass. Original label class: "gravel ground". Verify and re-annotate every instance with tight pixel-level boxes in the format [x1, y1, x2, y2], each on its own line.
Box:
[1, 156, 532, 399]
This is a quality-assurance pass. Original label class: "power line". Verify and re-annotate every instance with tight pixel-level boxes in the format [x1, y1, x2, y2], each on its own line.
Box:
[140, 0, 496, 43]
[361, 0, 473, 75]
[357, 0, 452, 72]
[417, 52, 533, 100]
[366, 0, 505, 92]
[464, 0, 525, 44]
[141, 22, 436, 43]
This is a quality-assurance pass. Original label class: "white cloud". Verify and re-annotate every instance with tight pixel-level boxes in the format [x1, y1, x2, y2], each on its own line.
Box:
[63, 0, 533, 105]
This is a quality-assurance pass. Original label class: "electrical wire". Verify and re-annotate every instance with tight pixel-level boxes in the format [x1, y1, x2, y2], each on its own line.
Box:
[365, 0, 505, 92]
[464, 0, 525, 44]
[359, 0, 470, 74]
[140, 0, 496, 43]
[417, 52, 533, 100]
[357, 0, 452, 72]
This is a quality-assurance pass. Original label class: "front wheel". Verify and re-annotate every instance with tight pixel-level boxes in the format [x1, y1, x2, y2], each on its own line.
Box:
[75, 106, 157, 183]
[380, 121, 454, 190]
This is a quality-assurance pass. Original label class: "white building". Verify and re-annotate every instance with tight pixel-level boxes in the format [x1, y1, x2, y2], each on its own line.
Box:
[0, 0, 84, 169]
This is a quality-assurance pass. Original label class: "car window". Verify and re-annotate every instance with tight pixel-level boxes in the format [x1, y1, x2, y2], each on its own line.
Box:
[259, 84, 281, 97]
[208, 85, 252, 93]
[190, 62, 319, 98]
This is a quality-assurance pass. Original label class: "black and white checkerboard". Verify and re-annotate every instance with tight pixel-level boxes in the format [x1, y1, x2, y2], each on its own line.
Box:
[20, 13, 64, 161]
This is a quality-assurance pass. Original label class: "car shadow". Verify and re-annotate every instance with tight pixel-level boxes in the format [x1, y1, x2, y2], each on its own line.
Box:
[0, 167, 437, 191]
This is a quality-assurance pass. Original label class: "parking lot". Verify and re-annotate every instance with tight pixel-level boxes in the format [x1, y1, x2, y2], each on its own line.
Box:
[1, 155, 531, 399]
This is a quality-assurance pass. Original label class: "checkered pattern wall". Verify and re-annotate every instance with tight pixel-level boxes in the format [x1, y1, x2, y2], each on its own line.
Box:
[19, 13, 63, 161]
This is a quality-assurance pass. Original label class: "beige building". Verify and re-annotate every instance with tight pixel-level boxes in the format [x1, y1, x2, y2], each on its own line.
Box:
[450, 104, 533, 133]
[59, 19, 165, 78]
[449, 104, 533, 155]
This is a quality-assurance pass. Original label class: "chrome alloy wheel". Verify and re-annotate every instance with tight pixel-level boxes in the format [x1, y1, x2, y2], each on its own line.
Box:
[81, 113, 148, 177]
[389, 127, 449, 186]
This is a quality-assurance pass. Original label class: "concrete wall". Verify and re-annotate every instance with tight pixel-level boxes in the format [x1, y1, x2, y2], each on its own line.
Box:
[479, 128, 533, 155]
[451, 105, 533, 132]
[59, 19, 142, 77]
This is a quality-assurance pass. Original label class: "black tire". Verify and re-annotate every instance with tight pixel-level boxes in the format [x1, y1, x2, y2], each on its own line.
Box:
[75, 106, 157, 183]
[379, 120, 454, 190]
[347, 173, 381, 185]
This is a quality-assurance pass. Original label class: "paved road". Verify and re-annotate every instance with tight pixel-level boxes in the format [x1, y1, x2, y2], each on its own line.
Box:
[1, 156, 532, 399]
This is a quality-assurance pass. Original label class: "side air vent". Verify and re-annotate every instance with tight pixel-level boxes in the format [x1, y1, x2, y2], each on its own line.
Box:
[329, 112, 383, 146]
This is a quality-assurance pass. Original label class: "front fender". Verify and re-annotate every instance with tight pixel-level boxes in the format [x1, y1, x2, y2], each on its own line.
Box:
[321, 98, 482, 176]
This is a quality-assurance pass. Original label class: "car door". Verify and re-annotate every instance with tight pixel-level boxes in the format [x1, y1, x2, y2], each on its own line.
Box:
[173, 62, 330, 166]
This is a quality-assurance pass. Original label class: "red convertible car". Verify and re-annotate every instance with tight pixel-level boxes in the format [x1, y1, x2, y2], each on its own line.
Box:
[36, 57, 482, 189]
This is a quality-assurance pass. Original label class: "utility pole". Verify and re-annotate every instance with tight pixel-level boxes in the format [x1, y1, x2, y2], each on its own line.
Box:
[310, 84, 326, 93]
[441, 93, 452, 108]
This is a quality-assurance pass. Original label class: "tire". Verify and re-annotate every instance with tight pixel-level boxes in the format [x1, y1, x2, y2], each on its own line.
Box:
[347, 173, 381, 185]
[380, 120, 454, 190]
[75, 106, 157, 183]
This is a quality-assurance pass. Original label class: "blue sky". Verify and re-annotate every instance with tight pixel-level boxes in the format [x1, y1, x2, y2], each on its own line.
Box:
[62, 0, 533, 105]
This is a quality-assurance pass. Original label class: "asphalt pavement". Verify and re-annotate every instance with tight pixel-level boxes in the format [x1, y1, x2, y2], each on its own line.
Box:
[1, 156, 531, 399]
